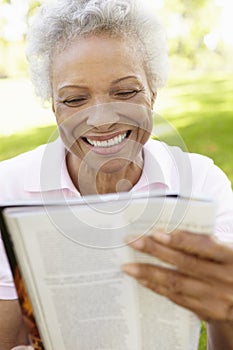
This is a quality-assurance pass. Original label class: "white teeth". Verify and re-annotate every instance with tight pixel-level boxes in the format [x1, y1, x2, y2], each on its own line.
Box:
[86, 132, 128, 148]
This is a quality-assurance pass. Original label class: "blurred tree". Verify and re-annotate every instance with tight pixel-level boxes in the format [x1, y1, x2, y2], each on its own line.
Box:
[0, 0, 43, 77]
[161, 0, 220, 68]
[0, 0, 231, 76]
[26, 0, 42, 23]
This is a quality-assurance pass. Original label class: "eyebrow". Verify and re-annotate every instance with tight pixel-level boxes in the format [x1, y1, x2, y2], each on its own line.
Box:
[110, 75, 141, 85]
[58, 75, 140, 91]
[58, 84, 88, 91]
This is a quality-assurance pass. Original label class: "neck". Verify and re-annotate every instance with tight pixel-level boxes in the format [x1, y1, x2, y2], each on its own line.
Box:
[66, 151, 143, 195]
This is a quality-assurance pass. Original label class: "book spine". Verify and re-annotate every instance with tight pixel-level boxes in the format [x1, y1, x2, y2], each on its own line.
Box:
[0, 210, 45, 350]
[14, 266, 45, 350]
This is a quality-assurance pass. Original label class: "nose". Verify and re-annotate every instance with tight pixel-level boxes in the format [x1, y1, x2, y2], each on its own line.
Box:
[86, 103, 120, 128]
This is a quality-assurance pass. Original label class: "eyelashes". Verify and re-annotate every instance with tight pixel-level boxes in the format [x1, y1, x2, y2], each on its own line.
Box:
[63, 97, 88, 107]
[62, 89, 144, 108]
[113, 90, 140, 98]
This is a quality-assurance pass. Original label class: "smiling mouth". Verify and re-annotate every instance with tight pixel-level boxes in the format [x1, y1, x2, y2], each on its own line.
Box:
[83, 131, 131, 148]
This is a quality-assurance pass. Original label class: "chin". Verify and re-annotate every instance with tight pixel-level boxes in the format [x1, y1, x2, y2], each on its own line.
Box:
[96, 158, 130, 174]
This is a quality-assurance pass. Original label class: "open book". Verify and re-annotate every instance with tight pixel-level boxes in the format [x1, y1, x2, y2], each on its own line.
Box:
[0, 192, 216, 350]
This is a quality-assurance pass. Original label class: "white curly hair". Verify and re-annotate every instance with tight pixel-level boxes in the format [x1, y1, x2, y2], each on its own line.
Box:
[26, 0, 169, 101]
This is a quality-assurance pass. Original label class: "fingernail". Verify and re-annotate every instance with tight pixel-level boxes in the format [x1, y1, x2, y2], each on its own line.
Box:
[125, 235, 139, 244]
[129, 237, 145, 249]
[152, 232, 171, 244]
[122, 264, 139, 276]
[138, 279, 148, 287]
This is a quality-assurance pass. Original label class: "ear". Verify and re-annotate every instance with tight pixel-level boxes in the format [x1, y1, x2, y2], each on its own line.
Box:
[151, 91, 157, 109]
[52, 98, 55, 113]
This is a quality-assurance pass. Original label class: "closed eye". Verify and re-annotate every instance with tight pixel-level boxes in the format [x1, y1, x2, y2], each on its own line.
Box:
[114, 90, 140, 99]
[63, 97, 88, 107]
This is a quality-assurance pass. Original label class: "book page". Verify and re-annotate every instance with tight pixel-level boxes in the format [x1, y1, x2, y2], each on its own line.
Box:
[130, 250, 201, 350]
[5, 210, 140, 350]
[3, 196, 215, 350]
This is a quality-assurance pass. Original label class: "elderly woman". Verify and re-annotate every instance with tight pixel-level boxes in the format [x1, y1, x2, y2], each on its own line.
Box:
[0, 0, 233, 349]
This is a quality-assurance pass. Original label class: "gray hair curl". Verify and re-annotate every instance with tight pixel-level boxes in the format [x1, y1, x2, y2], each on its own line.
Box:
[26, 0, 169, 101]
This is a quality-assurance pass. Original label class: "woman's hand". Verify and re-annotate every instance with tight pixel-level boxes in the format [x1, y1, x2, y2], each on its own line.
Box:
[122, 230, 233, 322]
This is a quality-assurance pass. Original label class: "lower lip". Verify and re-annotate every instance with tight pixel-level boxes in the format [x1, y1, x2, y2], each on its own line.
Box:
[83, 136, 129, 155]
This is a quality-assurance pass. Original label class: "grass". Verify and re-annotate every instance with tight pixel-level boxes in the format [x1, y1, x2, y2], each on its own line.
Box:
[198, 323, 208, 350]
[0, 74, 232, 350]
[0, 125, 57, 161]
[157, 74, 233, 183]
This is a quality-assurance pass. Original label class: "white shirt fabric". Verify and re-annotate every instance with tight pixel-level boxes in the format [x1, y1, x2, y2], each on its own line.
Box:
[0, 138, 232, 300]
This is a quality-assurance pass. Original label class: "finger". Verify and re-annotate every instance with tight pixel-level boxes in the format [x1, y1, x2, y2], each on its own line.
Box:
[138, 280, 233, 322]
[127, 236, 233, 284]
[123, 263, 233, 322]
[124, 264, 233, 320]
[122, 263, 233, 300]
[152, 231, 233, 263]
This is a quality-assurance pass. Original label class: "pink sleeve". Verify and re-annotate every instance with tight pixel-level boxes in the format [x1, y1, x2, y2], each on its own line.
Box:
[0, 235, 18, 300]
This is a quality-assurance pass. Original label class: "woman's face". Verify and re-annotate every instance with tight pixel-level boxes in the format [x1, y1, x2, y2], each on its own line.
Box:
[51, 35, 155, 173]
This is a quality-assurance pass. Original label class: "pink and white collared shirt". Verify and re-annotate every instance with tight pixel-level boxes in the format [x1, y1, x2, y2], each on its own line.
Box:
[0, 138, 232, 299]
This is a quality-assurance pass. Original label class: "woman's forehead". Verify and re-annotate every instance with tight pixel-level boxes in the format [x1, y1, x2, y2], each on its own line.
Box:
[51, 35, 148, 87]
[54, 35, 142, 63]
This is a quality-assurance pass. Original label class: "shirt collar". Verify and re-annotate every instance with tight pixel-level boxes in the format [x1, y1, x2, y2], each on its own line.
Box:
[133, 139, 172, 191]
[24, 138, 78, 194]
[24, 137, 173, 193]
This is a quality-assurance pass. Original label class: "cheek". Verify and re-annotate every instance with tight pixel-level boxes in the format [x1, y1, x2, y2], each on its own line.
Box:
[136, 91, 153, 108]
[136, 115, 153, 146]
[53, 102, 73, 123]
[117, 101, 152, 133]
[54, 104, 86, 133]
[53, 106, 87, 153]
